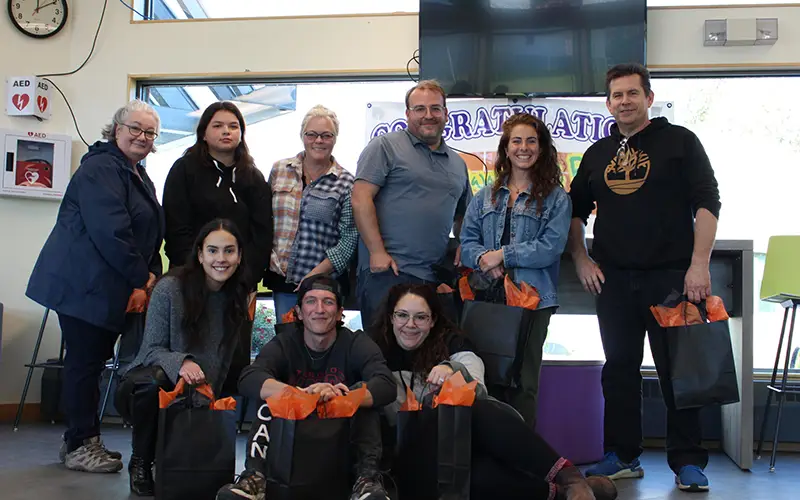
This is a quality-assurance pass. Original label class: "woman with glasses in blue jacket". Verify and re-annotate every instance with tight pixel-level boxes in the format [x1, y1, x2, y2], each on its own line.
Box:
[460, 112, 571, 429]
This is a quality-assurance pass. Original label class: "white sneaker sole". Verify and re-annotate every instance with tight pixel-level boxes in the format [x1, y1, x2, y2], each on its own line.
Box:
[676, 476, 710, 492]
[599, 468, 645, 481]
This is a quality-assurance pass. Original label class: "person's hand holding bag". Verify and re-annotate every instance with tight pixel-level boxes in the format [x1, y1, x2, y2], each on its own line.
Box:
[179, 359, 206, 385]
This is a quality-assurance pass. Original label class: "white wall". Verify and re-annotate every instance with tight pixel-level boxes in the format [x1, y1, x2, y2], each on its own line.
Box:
[0, 1, 798, 404]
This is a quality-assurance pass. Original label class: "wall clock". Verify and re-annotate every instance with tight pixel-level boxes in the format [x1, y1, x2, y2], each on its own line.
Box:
[8, 0, 68, 39]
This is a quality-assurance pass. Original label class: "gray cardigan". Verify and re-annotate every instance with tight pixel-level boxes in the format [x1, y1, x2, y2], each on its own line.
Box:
[121, 275, 237, 396]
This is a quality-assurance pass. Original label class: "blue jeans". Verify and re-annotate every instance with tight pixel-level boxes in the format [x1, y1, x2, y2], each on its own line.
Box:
[273, 292, 298, 321]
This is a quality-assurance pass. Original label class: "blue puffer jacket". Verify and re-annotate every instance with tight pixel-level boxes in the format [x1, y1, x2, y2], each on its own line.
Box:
[26, 141, 164, 332]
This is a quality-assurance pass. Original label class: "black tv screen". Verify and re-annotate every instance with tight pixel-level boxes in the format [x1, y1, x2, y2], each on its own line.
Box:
[419, 0, 647, 97]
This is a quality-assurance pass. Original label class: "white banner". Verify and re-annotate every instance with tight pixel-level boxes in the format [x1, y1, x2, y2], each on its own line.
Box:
[365, 98, 673, 193]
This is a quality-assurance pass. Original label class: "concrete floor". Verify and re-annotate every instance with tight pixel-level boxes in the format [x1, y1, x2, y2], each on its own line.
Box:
[0, 424, 798, 499]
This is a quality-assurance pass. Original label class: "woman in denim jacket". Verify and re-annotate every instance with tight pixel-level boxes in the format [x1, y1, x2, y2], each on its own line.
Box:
[461, 112, 571, 428]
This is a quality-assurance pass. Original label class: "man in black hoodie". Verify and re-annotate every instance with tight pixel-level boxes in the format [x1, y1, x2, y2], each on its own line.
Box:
[216, 274, 396, 500]
[568, 64, 720, 493]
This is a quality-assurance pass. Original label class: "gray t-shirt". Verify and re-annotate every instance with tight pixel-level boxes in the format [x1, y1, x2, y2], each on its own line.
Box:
[355, 129, 471, 281]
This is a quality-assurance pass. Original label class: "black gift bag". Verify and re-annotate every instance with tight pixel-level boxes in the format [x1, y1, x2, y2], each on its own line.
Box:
[669, 318, 740, 410]
[155, 384, 237, 500]
[265, 415, 351, 500]
[459, 300, 534, 387]
[395, 380, 474, 500]
[652, 292, 740, 410]
[437, 404, 472, 500]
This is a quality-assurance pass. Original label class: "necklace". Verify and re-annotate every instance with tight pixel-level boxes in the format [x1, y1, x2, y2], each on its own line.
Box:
[509, 182, 529, 195]
[304, 343, 331, 361]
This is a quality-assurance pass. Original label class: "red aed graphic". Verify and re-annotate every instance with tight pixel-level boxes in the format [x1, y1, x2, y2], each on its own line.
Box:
[37, 95, 48, 113]
[12, 94, 30, 111]
[16, 159, 53, 188]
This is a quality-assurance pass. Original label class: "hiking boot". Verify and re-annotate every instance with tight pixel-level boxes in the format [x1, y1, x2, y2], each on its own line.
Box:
[216, 469, 266, 500]
[63, 436, 123, 473]
[59, 434, 122, 463]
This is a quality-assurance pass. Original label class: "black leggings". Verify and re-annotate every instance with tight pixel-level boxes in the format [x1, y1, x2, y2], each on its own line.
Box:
[114, 365, 174, 463]
[394, 398, 566, 499]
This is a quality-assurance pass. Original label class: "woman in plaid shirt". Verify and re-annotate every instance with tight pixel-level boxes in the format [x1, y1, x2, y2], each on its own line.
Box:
[264, 105, 357, 319]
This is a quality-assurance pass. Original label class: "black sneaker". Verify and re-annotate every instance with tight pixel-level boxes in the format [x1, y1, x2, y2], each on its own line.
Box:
[216, 469, 266, 500]
[350, 473, 389, 500]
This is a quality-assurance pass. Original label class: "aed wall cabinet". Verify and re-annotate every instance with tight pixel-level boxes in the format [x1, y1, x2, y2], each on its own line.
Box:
[1, 129, 72, 200]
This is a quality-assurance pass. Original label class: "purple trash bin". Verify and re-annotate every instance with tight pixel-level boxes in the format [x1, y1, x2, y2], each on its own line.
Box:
[535, 360, 605, 465]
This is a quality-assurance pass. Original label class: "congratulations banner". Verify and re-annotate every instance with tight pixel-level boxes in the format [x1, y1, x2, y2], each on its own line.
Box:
[365, 99, 673, 194]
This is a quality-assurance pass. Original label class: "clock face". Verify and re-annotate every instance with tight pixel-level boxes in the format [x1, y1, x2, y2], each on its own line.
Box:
[8, 0, 68, 39]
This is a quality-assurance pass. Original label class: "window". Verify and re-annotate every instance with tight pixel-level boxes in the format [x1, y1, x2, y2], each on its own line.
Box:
[140, 75, 800, 370]
[140, 79, 414, 350]
[134, 0, 418, 20]
[141, 79, 413, 200]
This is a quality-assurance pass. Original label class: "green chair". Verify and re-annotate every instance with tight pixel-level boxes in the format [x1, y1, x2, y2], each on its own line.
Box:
[755, 235, 800, 471]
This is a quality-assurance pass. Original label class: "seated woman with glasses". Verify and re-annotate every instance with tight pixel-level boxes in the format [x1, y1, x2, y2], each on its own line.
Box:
[26, 99, 164, 474]
[115, 219, 251, 496]
[372, 283, 617, 500]
[264, 105, 357, 319]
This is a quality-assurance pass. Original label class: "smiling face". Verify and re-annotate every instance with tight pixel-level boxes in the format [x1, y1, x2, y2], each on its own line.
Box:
[197, 229, 241, 291]
[391, 292, 435, 351]
[203, 110, 242, 157]
[115, 110, 158, 163]
[606, 74, 654, 133]
[505, 124, 540, 172]
[302, 116, 337, 164]
[296, 289, 343, 338]
[405, 88, 447, 147]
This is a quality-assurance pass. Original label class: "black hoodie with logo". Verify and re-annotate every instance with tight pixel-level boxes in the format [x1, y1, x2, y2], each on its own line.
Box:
[569, 117, 721, 271]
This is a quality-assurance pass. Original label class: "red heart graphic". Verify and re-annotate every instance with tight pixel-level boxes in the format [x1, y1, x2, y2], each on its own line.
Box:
[37, 95, 48, 113]
[12, 94, 30, 111]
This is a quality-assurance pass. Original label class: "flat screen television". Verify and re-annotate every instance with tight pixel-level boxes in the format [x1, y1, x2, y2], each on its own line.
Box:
[419, 0, 647, 97]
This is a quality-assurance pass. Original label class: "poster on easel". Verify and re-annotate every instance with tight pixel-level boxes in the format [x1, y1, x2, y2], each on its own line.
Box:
[1, 129, 72, 200]
[365, 98, 674, 194]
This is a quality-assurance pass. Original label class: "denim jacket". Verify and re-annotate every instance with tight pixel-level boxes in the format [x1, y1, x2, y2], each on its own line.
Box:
[460, 183, 572, 309]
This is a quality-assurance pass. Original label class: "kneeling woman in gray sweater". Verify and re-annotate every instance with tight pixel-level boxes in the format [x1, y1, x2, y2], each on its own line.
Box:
[116, 218, 252, 496]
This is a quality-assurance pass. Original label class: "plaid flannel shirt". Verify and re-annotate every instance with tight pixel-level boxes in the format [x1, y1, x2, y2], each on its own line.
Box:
[269, 153, 357, 284]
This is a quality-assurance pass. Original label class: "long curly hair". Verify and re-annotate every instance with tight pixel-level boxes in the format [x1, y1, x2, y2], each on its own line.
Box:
[492, 112, 563, 214]
[372, 283, 459, 377]
[167, 218, 251, 350]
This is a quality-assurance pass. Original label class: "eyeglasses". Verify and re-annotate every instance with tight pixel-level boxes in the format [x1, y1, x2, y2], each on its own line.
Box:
[121, 123, 158, 140]
[392, 311, 433, 326]
[304, 131, 335, 142]
[408, 105, 445, 117]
